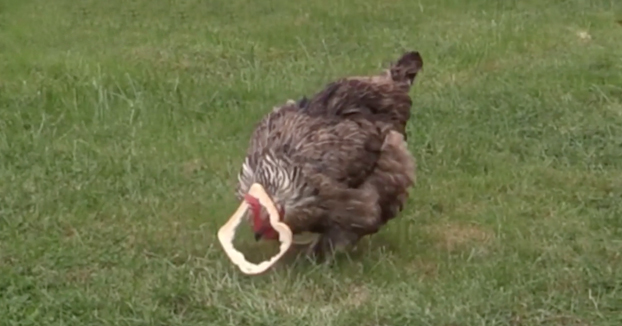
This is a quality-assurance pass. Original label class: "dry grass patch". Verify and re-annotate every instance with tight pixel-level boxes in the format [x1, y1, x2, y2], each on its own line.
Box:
[428, 221, 495, 253]
[181, 158, 205, 176]
[406, 258, 440, 279]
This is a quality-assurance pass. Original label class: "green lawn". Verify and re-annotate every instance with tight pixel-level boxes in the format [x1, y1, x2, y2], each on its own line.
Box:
[1, 0, 621, 325]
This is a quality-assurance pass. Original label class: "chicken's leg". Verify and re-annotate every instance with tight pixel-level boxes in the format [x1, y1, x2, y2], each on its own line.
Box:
[307, 226, 361, 263]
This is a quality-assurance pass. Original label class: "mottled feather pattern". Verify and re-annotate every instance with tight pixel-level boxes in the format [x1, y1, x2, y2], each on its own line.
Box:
[301, 51, 423, 140]
[304, 79, 413, 136]
[237, 101, 398, 233]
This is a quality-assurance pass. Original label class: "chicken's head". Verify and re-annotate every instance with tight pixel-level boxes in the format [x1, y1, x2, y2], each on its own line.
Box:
[244, 193, 283, 241]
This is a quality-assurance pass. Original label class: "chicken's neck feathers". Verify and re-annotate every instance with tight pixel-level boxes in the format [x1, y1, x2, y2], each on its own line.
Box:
[237, 151, 314, 212]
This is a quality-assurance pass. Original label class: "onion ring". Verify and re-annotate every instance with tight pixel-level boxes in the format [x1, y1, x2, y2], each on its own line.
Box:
[217, 183, 293, 275]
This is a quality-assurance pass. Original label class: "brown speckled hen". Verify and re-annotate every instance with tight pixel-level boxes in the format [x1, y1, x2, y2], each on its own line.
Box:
[235, 51, 423, 260]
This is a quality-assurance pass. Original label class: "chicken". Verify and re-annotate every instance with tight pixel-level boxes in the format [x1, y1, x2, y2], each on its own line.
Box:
[235, 51, 422, 261]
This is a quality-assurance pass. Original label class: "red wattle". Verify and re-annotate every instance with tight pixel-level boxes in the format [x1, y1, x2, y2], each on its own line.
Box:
[244, 194, 262, 232]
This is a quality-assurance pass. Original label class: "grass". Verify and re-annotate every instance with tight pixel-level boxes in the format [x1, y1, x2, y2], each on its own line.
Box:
[1, 0, 622, 324]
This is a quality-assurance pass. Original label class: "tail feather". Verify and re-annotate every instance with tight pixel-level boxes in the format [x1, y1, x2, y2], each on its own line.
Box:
[389, 51, 423, 86]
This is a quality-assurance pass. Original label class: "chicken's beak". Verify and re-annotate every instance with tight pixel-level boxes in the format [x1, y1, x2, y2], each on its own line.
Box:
[254, 225, 270, 241]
